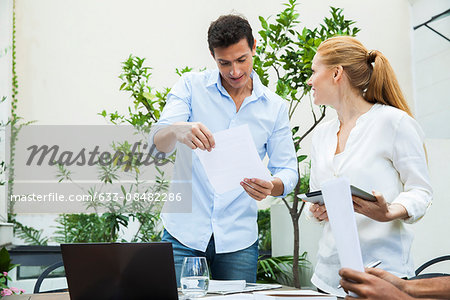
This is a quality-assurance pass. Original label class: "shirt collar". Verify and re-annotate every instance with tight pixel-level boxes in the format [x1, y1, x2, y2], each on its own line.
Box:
[206, 69, 267, 101]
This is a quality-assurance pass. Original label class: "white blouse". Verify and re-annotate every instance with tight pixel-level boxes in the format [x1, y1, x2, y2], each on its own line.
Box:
[307, 103, 432, 296]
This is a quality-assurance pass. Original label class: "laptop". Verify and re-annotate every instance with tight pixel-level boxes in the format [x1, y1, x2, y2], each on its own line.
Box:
[61, 242, 178, 300]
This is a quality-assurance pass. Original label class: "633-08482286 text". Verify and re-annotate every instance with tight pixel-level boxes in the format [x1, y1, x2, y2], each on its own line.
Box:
[9, 192, 183, 203]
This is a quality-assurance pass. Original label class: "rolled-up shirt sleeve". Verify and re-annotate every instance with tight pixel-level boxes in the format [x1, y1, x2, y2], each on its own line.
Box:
[148, 75, 192, 154]
[267, 102, 299, 197]
[391, 115, 433, 224]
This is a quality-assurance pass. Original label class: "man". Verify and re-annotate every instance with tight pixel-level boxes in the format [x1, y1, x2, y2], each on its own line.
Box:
[149, 14, 298, 285]
[339, 268, 450, 299]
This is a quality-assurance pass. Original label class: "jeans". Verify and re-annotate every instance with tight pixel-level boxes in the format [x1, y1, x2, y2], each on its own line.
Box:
[162, 229, 258, 287]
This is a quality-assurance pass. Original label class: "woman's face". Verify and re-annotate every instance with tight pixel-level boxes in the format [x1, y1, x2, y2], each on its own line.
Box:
[307, 53, 337, 106]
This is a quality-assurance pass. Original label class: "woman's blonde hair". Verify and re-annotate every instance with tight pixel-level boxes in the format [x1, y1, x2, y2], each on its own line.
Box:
[317, 36, 413, 117]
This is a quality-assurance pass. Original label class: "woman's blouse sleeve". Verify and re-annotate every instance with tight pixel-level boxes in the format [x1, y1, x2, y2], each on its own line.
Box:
[392, 115, 433, 224]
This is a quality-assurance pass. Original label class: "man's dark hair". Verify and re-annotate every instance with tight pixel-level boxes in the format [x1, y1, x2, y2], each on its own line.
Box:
[208, 14, 254, 56]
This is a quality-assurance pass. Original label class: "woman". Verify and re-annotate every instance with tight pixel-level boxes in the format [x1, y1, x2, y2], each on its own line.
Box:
[306, 36, 432, 296]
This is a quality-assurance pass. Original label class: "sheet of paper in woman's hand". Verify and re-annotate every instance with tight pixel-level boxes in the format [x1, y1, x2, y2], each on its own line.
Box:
[322, 177, 364, 297]
[194, 124, 272, 194]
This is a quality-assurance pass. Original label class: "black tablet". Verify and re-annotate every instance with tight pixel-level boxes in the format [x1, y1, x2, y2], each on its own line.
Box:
[298, 185, 377, 205]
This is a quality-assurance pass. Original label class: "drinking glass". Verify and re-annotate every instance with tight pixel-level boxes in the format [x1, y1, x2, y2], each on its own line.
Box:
[180, 257, 209, 298]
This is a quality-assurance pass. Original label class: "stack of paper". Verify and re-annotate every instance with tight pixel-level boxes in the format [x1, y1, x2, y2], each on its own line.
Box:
[207, 280, 281, 295]
[253, 290, 337, 299]
[208, 280, 246, 294]
[203, 294, 253, 300]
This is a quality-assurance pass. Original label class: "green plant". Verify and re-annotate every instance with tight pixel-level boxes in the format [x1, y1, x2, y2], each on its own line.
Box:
[254, 0, 359, 288]
[54, 213, 129, 243]
[0, 96, 8, 188]
[130, 212, 162, 242]
[3, 1, 36, 245]
[8, 0, 20, 217]
[53, 159, 169, 243]
[12, 221, 48, 246]
[7, 0, 35, 225]
[51, 55, 187, 244]
[257, 253, 308, 285]
[99, 55, 171, 131]
[0, 247, 24, 297]
[257, 208, 272, 252]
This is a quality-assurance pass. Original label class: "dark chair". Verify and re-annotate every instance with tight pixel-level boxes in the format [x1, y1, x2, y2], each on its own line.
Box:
[410, 255, 450, 280]
[33, 261, 67, 293]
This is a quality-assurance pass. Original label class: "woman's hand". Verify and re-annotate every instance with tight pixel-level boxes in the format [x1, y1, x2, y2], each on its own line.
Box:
[353, 191, 409, 222]
[310, 203, 329, 221]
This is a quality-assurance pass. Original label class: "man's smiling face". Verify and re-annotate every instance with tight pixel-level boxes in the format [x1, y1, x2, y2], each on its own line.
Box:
[212, 38, 256, 92]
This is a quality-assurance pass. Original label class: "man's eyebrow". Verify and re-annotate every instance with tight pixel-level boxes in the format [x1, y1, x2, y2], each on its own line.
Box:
[217, 54, 248, 63]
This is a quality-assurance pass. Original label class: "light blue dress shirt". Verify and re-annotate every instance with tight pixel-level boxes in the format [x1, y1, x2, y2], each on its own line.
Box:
[150, 69, 298, 253]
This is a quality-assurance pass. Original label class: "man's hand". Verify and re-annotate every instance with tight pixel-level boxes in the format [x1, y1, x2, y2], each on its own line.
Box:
[365, 268, 408, 293]
[240, 178, 274, 201]
[154, 121, 215, 153]
[353, 191, 408, 222]
[339, 268, 414, 300]
[173, 121, 215, 151]
[310, 203, 328, 221]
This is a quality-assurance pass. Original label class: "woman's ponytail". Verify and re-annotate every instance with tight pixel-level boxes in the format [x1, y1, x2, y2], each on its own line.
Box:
[365, 50, 413, 117]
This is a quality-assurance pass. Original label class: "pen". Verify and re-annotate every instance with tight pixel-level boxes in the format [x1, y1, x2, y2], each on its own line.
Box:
[366, 260, 382, 269]
[337, 260, 382, 289]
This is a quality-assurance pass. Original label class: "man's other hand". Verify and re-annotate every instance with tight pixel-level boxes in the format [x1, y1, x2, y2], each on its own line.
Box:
[174, 121, 215, 151]
[339, 268, 414, 300]
[240, 178, 274, 201]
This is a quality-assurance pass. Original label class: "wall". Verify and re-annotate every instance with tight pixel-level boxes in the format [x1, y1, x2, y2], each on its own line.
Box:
[12, 0, 414, 125]
[410, 0, 450, 139]
[0, 0, 13, 244]
[409, 0, 450, 272]
[410, 139, 450, 272]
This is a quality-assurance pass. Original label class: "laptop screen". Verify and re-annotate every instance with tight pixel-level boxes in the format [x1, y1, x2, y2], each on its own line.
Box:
[61, 242, 178, 300]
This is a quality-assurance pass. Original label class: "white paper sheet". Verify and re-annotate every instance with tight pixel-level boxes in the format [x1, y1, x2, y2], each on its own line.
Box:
[208, 279, 246, 293]
[254, 289, 337, 299]
[203, 294, 253, 300]
[194, 124, 272, 194]
[321, 177, 364, 297]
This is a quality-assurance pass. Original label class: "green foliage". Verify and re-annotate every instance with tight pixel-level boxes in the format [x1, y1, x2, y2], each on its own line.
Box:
[1, 97, 8, 188]
[6, 0, 36, 220]
[0, 247, 23, 296]
[99, 55, 169, 131]
[254, 0, 360, 153]
[0, 247, 19, 274]
[50, 55, 181, 244]
[8, 0, 19, 217]
[0, 247, 16, 291]
[257, 208, 271, 251]
[99, 54, 203, 131]
[129, 212, 162, 242]
[257, 253, 308, 284]
[53, 212, 162, 244]
[12, 221, 48, 246]
[54, 213, 129, 243]
[53, 161, 169, 243]
[0, 161, 6, 187]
